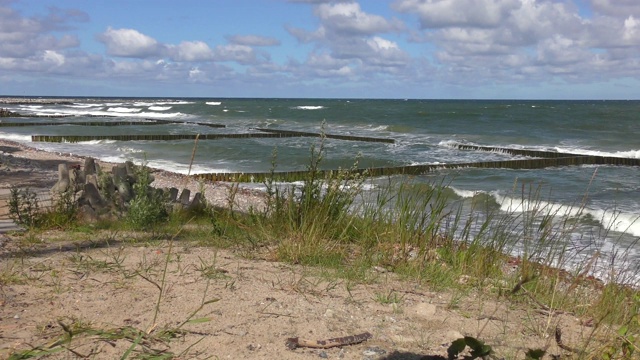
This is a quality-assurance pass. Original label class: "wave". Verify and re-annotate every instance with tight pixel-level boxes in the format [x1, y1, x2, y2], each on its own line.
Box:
[14, 106, 186, 119]
[450, 186, 482, 199]
[293, 106, 324, 110]
[495, 193, 640, 237]
[555, 147, 640, 159]
[206, 102, 222, 106]
[66, 103, 103, 108]
[107, 107, 142, 113]
[149, 106, 172, 111]
[77, 140, 117, 145]
[0, 133, 32, 142]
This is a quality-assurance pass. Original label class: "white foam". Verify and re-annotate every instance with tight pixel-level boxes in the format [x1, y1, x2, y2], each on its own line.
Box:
[144, 159, 228, 175]
[555, 146, 640, 159]
[77, 140, 117, 145]
[116, 146, 144, 154]
[438, 139, 463, 148]
[450, 186, 482, 198]
[107, 107, 142, 113]
[66, 103, 103, 108]
[0, 133, 32, 142]
[206, 102, 222, 106]
[495, 193, 640, 237]
[293, 106, 324, 110]
[149, 106, 172, 111]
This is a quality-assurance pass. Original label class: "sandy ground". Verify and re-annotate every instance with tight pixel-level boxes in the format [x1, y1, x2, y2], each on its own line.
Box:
[0, 139, 593, 359]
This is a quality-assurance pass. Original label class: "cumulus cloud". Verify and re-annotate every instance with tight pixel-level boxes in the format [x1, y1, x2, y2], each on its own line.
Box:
[393, 0, 520, 29]
[315, 2, 403, 35]
[0, 5, 83, 57]
[97, 27, 165, 58]
[590, 0, 640, 17]
[167, 41, 214, 62]
[286, 0, 410, 82]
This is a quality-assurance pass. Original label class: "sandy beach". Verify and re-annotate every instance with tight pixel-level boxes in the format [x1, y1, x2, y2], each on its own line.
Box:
[0, 139, 600, 359]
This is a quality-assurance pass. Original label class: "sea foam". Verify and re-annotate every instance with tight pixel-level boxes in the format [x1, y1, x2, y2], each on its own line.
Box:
[293, 106, 324, 110]
[107, 107, 142, 113]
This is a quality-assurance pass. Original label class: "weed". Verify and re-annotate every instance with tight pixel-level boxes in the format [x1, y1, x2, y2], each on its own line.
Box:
[8, 187, 41, 228]
[127, 162, 168, 230]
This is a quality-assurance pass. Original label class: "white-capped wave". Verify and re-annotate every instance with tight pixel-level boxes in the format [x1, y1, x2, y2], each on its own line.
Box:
[66, 103, 103, 108]
[77, 140, 117, 145]
[206, 102, 222, 106]
[0, 133, 32, 142]
[293, 106, 324, 110]
[117, 146, 144, 153]
[149, 106, 172, 111]
[107, 107, 142, 113]
[555, 147, 640, 159]
[495, 193, 640, 237]
[438, 139, 465, 148]
[450, 186, 482, 198]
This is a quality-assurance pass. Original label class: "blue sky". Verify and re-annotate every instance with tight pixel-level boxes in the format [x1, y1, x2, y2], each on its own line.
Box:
[1, 0, 639, 99]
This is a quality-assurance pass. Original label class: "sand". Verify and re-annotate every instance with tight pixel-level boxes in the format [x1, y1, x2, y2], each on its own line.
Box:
[0, 139, 593, 359]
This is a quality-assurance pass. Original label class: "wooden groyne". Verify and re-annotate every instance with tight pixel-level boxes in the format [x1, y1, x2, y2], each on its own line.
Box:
[254, 128, 395, 144]
[31, 129, 394, 144]
[31, 133, 312, 143]
[194, 154, 640, 183]
[0, 121, 164, 127]
[452, 144, 584, 159]
[148, 119, 226, 128]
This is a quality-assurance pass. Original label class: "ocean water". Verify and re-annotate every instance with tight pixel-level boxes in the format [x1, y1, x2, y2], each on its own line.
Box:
[1, 98, 639, 281]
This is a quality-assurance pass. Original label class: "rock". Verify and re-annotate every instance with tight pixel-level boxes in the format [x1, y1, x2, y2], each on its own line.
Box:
[86, 174, 98, 188]
[112, 164, 133, 202]
[51, 164, 70, 193]
[84, 157, 97, 175]
[179, 189, 191, 206]
[187, 192, 204, 211]
[362, 347, 387, 356]
[167, 187, 179, 202]
[78, 204, 98, 223]
[84, 182, 106, 210]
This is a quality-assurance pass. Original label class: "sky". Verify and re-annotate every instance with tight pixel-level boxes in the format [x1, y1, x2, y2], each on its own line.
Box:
[0, 0, 639, 99]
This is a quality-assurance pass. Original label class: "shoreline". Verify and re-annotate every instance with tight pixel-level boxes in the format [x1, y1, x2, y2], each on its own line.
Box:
[0, 138, 265, 214]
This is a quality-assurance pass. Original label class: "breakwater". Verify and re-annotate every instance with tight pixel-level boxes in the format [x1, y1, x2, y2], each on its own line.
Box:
[194, 146, 640, 183]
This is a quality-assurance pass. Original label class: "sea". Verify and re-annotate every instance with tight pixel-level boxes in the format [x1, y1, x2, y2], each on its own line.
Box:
[1, 97, 639, 282]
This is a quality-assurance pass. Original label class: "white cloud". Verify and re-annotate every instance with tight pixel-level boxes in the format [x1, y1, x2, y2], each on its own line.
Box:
[226, 34, 281, 46]
[315, 2, 403, 35]
[168, 41, 214, 62]
[97, 27, 164, 58]
[214, 44, 266, 65]
[590, 0, 640, 17]
[43, 50, 65, 66]
[393, 0, 521, 28]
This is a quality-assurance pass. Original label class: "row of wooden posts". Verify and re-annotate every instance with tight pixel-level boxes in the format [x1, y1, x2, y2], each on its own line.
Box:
[194, 152, 640, 183]
[3, 116, 639, 183]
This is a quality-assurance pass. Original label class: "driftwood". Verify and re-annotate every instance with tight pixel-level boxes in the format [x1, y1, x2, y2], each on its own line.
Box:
[285, 332, 372, 350]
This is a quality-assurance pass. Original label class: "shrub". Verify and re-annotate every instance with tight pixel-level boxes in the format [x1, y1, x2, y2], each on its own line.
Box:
[126, 163, 168, 230]
[8, 187, 41, 228]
